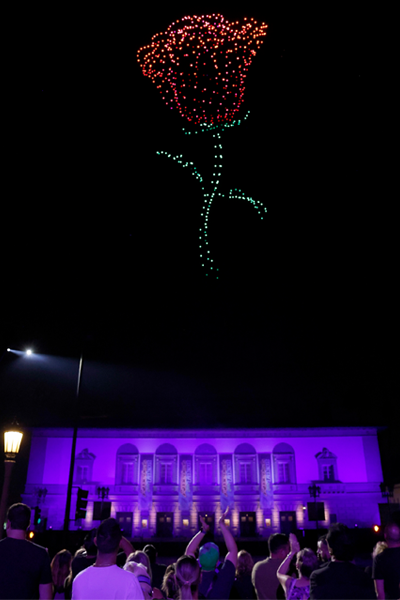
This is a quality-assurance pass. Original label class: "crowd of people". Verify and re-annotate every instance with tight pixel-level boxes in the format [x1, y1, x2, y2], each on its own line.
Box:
[0, 502, 399, 599]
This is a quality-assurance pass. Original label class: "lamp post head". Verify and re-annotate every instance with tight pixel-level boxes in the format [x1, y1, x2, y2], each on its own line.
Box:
[380, 482, 390, 495]
[4, 348, 34, 357]
[308, 483, 321, 499]
[379, 482, 393, 503]
[4, 430, 23, 461]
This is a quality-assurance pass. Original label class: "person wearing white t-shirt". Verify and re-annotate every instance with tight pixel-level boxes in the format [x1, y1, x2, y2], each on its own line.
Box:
[72, 518, 144, 600]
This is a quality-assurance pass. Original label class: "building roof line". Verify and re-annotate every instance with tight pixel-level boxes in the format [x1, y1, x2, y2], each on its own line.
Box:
[27, 426, 384, 438]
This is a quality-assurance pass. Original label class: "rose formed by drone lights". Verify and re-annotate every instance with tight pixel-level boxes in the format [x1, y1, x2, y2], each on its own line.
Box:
[137, 14, 267, 126]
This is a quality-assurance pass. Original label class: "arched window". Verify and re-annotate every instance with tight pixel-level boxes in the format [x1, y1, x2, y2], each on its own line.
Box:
[155, 443, 178, 485]
[315, 448, 339, 482]
[272, 443, 296, 484]
[74, 448, 96, 484]
[115, 444, 139, 485]
[195, 443, 218, 486]
[234, 443, 257, 485]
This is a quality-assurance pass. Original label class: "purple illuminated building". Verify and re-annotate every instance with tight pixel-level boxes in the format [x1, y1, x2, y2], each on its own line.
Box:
[22, 427, 383, 536]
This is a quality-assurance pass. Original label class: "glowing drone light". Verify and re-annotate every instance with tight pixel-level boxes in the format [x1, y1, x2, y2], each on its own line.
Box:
[137, 14, 268, 277]
[137, 13, 267, 126]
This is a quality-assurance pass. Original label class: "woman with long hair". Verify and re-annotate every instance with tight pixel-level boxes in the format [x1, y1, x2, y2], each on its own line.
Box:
[231, 550, 257, 599]
[50, 549, 72, 599]
[364, 540, 388, 579]
[277, 534, 318, 600]
[174, 555, 201, 600]
[152, 563, 178, 599]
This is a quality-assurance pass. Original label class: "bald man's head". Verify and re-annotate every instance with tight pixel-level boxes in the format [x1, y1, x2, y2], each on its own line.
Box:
[384, 522, 400, 546]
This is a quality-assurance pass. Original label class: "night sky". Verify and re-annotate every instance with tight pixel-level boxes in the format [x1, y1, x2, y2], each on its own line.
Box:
[2, 5, 398, 495]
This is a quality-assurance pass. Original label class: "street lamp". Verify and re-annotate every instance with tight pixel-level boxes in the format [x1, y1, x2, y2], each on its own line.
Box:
[0, 425, 24, 536]
[3, 348, 34, 358]
[380, 482, 394, 504]
[63, 352, 84, 537]
[4, 431, 23, 457]
[309, 483, 321, 500]
[2, 345, 84, 540]
[97, 487, 110, 500]
[309, 483, 321, 531]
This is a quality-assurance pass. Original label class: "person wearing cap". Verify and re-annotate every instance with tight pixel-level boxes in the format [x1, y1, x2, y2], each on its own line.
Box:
[124, 559, 153, 599]
[185, 508, 237, 599]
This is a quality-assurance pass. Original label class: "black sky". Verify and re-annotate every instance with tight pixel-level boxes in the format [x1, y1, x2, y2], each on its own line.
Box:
[2, 4, 398, 488]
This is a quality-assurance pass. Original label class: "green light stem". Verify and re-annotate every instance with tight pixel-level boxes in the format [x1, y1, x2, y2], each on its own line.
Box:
[157, 110, 266, 278]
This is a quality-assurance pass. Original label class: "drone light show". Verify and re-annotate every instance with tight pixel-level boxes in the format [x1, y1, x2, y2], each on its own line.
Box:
[137, 14, 268, 277]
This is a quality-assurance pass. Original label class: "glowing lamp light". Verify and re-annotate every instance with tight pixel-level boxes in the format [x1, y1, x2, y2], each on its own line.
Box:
[224, 518, 230, 527]
[0, 426, 23, 534]
[265, 518, 271, 527]
[4, 348, 33, 357]
[137, 14, 268, 278]
[28, 531, 34, 539]
[4, 431, 23, 457]
[183, 519, 189, 527]
[141, 519, 148, 528]
[373, 525, 380, 532]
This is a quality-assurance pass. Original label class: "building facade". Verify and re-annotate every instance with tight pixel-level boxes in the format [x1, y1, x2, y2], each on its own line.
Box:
[22, 427, 383, 537]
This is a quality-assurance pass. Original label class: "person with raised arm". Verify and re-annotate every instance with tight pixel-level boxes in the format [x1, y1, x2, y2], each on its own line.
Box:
[252, 533, 290, 599]
[185, 508, 237, 599]
[277, 533, 318, 599]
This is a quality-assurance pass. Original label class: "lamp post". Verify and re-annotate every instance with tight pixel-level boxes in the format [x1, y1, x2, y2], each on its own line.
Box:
[3, 345, 86, 540]
[0, 426, 23, 537]
[97, 487, 109, 500]
[63, 352, 84, 538]
[0, 350, 33, 534]
[97, 486, 109, 521]
[380, 482, 394, 504]
[309, 483, 321, 530]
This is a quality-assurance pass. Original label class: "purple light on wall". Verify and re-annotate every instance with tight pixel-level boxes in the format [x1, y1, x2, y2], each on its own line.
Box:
[23, 427, 385, 533]
[27, 429, 380, 487]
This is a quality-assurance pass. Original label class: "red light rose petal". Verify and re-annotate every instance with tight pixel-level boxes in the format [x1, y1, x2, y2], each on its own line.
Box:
[137, 14, 267, 126]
